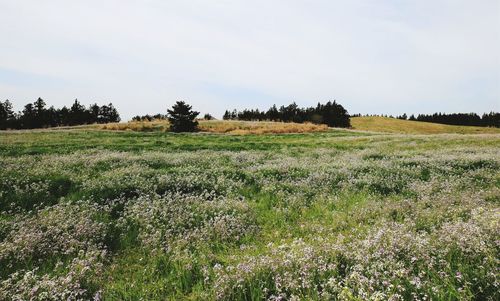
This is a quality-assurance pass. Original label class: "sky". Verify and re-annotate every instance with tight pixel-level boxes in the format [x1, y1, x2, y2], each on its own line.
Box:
[1, 0, 499, 121]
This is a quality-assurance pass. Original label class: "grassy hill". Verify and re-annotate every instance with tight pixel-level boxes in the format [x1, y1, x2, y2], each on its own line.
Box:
[351, 116, 500, 134]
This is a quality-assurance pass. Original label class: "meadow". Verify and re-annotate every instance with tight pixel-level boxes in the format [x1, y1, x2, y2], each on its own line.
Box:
[0, 121, 499, 300]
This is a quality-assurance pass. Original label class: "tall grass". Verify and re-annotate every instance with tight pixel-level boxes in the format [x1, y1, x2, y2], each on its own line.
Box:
[97, 120, 328, 134]
[199, 120, 328, 134]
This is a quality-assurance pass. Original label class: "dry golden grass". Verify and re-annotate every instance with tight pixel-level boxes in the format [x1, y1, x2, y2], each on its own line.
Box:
[97, 120, 170, 132]
[199, 120, 328, 134]
[351, 116, 500, 134]
[96, 120, 328, 134]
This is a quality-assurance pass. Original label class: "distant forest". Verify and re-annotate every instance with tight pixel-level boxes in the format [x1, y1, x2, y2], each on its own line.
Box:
[352, 112, 500, 128]
[222, 101, 351, 128]
[0, 98, 120, 130]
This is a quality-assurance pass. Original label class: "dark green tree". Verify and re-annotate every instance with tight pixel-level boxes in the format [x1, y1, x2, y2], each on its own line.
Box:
[69, 99, 87, 125]
[21, 103, 36, 128]
[46, 106, 59, 127]
[167, 101, 199, 132]
[99, 103, 120, 123]
[33, 97, 47, 127]
[0, 100, 15, 129]
[320, 100, 350, 128]
[59, 106, 70, 125]
[89, 103, 100, 123]
[266, 104, 280, 121]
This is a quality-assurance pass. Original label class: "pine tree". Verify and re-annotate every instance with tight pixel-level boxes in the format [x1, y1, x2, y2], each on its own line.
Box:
[100, 103, 120, 123]
[266, 104, 279, 121]
[167, 101, 199, 132]
[21, 103, 36, 128]
[89, 103, 100, 123]
[69, 99, 86, 125]
[0, 100, 15, 129]
[33, 98, 47, 128]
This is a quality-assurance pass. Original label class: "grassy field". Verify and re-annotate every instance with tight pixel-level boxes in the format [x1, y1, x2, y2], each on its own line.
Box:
[0, 125, 499, 300]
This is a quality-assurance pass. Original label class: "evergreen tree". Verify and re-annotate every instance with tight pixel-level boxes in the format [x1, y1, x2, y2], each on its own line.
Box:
[21, 103, 36, 128]
[59, 106, 70, 126]
[167, 101, 199, 132]
[109, 103, 120, 122]
[33, 98, 47, 128]
[89, 103, 101, 123]
[266, 104, 280, 121]
[100, 103, 120, 123]
[0, 100, 15, 129]
[321, 100, 351, 127]
[69, 99, 87, 125]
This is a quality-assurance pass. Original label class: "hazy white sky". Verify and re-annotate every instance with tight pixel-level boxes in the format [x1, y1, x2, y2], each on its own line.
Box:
[1, 0, 499, 120]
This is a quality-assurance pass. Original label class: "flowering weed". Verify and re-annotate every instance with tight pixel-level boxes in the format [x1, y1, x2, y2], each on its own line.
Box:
[0, 130, 498, 300]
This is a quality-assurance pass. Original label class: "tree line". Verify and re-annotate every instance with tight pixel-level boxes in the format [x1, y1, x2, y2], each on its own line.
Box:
[5, 97, 497, 131]
[0, 98, 120, 130]
[352, 112, 500, 128]
[412, 112, 499, 127]
[223, 101, 351, 128]
[132, 113, 167, 122]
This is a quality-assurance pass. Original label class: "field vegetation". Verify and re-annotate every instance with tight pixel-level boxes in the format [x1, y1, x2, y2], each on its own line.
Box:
[97, 120, 329, 135]
[0, 124, 498, 300]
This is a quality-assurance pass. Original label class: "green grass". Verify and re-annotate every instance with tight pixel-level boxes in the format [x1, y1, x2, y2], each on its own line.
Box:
[0, 127, 499, 300]
[0, 129, 368, 156]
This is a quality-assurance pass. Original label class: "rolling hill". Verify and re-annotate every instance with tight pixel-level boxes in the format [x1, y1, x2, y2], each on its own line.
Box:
[351, 116, 500, 134]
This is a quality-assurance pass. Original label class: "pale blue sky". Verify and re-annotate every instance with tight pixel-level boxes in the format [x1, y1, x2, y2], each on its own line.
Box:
[1, 0, 499, 120]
